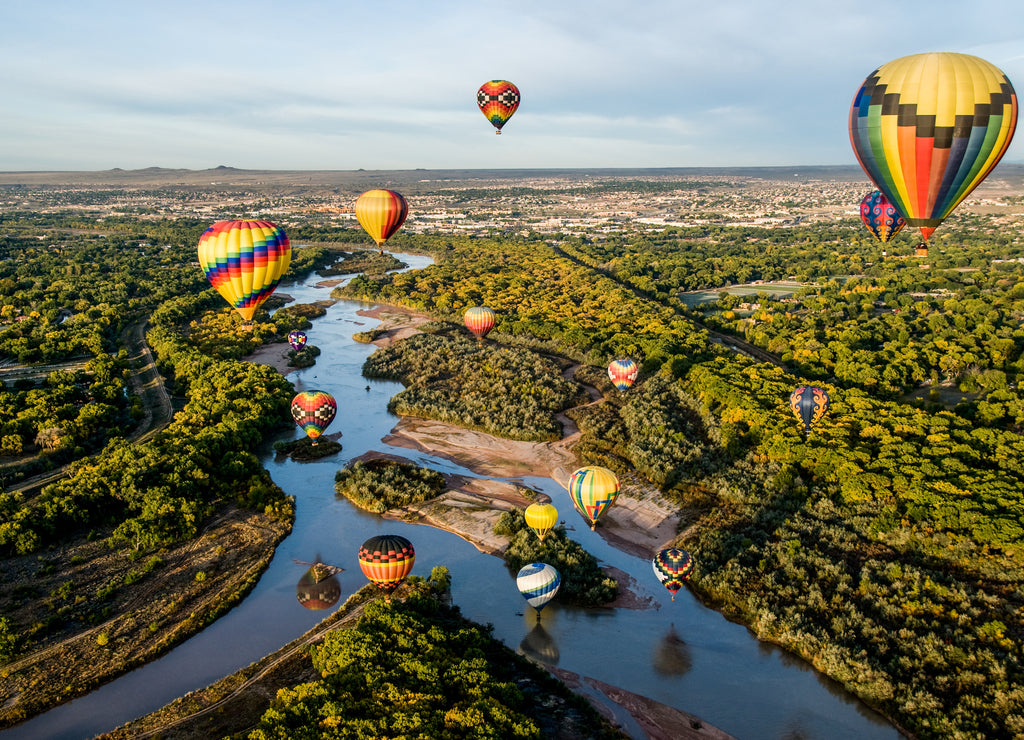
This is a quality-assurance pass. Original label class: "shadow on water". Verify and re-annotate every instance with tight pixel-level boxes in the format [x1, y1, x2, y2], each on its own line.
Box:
[0, 253, 903, 740]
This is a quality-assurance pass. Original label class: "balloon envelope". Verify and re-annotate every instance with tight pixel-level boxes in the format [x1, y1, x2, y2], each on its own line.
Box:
[516, 562, 561, 612]
[849, 52, 1017, 242]
[608, 359, 639, 391]
[291, 390, 337, 440]
[859, 191, 905, 243]
[567, 466, 620, 528]
[524, 503, 558, 542]
[652, 548, 695, 601]
[477, 80, 521, 134]
[197, 220, 291, 321]
[359, 535, 415, 594]
[790, 386, 830, 434]
[288, 330, 307, 352]
[464, 306, 496, 340]
[355, 189, 409, 250]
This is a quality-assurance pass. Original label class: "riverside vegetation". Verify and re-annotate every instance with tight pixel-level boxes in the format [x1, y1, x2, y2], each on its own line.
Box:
[244, 568, 625, 739]
[336, 219, 1024, 739]
[1, 192, 1023, 736]
[333, 459, 619, 607]
[0, 216, 339, 727]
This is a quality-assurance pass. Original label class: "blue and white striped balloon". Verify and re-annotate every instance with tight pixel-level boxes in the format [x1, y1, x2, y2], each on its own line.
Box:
[516, 563, 561, 613]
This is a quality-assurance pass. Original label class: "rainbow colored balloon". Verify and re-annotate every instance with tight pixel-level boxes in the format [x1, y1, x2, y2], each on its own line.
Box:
[355, 189, 409, 251]
[850, 52, 1017, 243]
[568, 466, 620, 530]
[652, 548, 695, 601]
[477, 80, 521, 134]
[197, 220, 291, 322]
[789, 386, 830, 435]
[608, 359, 639, 391]
[859, 190, 905, 244]
[359, 534, 415, 599]
[290, 390, 337, 444]
[464, 306, 496, 341]
[288, 330, 307, 352]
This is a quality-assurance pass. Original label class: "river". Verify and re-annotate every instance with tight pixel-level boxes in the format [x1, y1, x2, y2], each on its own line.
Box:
[1, 253, 903, 740]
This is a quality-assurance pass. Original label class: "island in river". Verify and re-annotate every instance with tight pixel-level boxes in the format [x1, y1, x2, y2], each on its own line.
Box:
[178, 301, 729, 740]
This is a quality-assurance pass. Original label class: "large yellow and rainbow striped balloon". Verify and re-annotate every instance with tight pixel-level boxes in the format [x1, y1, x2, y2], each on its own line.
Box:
[197, 220, 291, 322]
[850, 52, 1017, 244]
[354, 189, 409, 251]
[568, 466, 620, 530]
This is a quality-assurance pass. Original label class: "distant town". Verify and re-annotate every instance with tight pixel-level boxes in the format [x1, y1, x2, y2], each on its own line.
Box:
[3, 164, 1022, 239]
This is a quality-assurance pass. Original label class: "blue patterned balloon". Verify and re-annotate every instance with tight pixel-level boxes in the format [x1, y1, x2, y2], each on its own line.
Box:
[859, 191, 905, 244]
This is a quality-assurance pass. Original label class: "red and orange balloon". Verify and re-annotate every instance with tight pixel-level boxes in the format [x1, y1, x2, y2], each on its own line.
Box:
[477, 80, 520, 134]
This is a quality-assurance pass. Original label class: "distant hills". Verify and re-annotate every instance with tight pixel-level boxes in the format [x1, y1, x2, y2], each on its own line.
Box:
[1, 163, 1023, 189]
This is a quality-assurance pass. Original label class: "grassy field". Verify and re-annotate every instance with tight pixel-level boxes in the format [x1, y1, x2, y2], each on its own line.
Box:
[678, 281, 806, 307]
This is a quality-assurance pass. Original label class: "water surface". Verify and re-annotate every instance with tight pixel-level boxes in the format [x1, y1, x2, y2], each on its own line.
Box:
[1, 254, 902, 740]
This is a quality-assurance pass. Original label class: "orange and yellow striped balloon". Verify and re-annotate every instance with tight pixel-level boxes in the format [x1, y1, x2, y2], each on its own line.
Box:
[358, 534, 415, 598]
[464, 306, 496, 341]
[354, 189, 409, 251]
[197, 220, 291, 322]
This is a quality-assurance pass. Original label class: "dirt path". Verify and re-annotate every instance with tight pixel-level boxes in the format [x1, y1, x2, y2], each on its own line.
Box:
[5, 317, 174, 495]
[118, 598, 372, 740]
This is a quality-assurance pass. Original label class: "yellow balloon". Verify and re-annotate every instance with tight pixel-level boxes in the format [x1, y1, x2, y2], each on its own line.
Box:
[524, 502, 558, 542]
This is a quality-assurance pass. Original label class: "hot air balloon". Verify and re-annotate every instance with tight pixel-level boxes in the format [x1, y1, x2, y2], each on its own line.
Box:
[358, 534, 415, 600]
[296, 565, 342, 611]
[790, 386, 830, 434]
[354, 189, 409, 252]
[477, 80, 521, 134]
[524, 502, 558, 543]
[464, 306, 496, 342]
[859, 190, 906, 243]
[197, 220, 291, 325]
[608, 359, 639, 391]
[567, 466, 620, 530]
[288, 330, 307, 352]
[516, 562, 561, 619]
[652, 548, 695, 601]
[850, 52, 1017, 252]
[291, 390, 337, 445]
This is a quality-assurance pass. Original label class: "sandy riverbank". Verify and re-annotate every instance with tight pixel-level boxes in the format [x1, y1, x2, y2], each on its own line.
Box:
[248, 300, 727, 738]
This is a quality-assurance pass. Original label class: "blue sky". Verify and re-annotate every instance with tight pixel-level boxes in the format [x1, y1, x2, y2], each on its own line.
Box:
[2, 0, 1021, 171]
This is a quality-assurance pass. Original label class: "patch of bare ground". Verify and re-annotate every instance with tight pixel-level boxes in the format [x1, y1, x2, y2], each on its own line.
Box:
[0, 505, 291, 730]
[244, 341, 297, 376]
[547, 667, 735, 739]
[356, 303, 434, 347]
